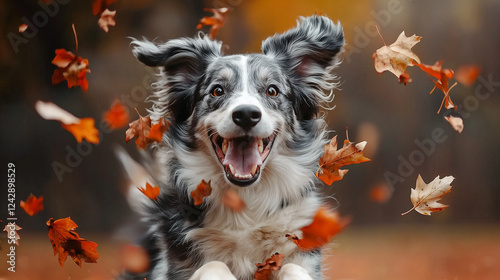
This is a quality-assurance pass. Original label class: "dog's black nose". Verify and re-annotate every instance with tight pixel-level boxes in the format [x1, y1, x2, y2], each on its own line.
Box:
[232, 105, 262, 130]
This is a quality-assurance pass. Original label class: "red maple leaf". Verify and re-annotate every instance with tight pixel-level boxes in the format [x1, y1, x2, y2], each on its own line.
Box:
[20, 194, 44, 216]
[52, 49, 91, 91]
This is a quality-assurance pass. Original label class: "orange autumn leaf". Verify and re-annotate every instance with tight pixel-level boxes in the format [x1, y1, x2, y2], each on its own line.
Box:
[52, 49, 91, 91]
[62, 118, 100, 144]
[46, 217, 99, 267]
[138, 182, 160, 201]
[316, 133, 371, 185]
[286, 206, 349, 251]
[444, 115, 464, 133]
[3, 223, 22, 246]
[369, 183, 393, 204]
[196, 7, 229, 39]
[35, 101, 100, 144]
[93, 0, 115, 15]
[125, 110, 168, 149]
[20, 194, 44, 216]
[455, 65, 481, 87]
[98, 9, 116, 33]
[191, 180, 212, 206]
[372, 30, 421, 83]
[222, 189, 246, 212]
[104, 100, 130, 129]
[254, 253, 284, 280]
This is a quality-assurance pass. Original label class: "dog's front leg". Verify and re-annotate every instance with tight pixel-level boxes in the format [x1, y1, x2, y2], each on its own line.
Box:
[189, 261, 237, 280]
[277, 263, 313, 280]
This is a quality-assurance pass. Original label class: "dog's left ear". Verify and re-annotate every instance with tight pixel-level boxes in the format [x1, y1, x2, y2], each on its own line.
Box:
[131, 36, 222, 122]
[262, 15, 344, 119]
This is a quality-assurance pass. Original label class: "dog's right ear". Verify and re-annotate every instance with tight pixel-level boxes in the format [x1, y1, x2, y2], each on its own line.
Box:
[131, 36, 222, 122]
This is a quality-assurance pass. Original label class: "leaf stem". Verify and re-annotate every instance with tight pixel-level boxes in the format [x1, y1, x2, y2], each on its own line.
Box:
[72, 24, 78, 54]
[375, 25, 386, 46]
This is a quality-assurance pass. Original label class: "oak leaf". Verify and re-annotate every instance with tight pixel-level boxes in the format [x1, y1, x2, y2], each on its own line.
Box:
[286, 206, 349, 251]
[52, 49, 91, 91]
[402, 174, 454, 216]
[104, 100, 130, 129]
[138, 182, 160, 201]
[20, 194, 44, 216]
[254, 253, 284, 280]
[3, 223, 22, 246]
[373, 31, 421, 82]
[191, 180, 212, 206]
[98, 9, 116, 33]
[35, 101, 100, 144]
[316, 134, 371, 185]
[444, 115, 464, 133]
[47, 217, 99, 267]
[196, 7, 229, 39]
[222, 189, 246, 212]
[125, 110, 168, 149]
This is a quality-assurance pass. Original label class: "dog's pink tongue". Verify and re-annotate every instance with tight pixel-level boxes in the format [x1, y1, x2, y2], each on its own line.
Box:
[223, 138, 262, 176]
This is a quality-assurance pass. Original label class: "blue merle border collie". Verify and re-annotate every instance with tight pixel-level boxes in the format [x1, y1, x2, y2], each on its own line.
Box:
[126, 15, 344, 280]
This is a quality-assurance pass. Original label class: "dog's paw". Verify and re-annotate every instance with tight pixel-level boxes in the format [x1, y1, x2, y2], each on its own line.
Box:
[277, 263, 313, 280]
[189, 261, 237, 280]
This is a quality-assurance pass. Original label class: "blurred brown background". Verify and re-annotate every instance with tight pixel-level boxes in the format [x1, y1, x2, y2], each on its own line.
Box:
[1, 0, 500, 279]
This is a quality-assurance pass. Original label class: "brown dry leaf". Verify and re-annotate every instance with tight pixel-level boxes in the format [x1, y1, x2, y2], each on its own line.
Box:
[254, 253, 284, 280]
[98, 9, 116, 33]
[196, 7, 229, 39]
[316, 133, 371, 186]
[138, 182, 160, 201]
[286, 206, 349, 251]
[191, 180, 212, 205]
[444, 115, 464, 133]
[402, 174, 454, 216]
[4, 223, 22, 246]
[46, 217, 99, 267]
[222, 189, 246, 212]
[455, 65, 481, 87]
[20, 194, 44, 216]
[373, 31, 421, 81]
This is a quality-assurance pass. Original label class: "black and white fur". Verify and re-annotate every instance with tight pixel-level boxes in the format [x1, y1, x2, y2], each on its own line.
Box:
[127, 15, 344, 280]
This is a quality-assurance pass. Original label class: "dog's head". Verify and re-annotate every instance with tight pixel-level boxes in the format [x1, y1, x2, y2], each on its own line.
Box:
[132, 15, 344, 188]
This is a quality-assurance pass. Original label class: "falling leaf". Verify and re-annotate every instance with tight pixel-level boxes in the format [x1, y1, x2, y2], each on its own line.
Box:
[120, 244, 150, 274]
[138, 182, 160, 201]
[93, 0, 115, 15]
[46, 217, 99, 267]
[444, 115, 464, 133]
[3, 223, 22, 246]
[222, 189, 246, 212]
[196, 7, 229, 39]
[125, 110, 168, 149]
[104, 100, 130, 129]
[18, 24, 28, 33]
[369, 183, 393, 204]
[35, 101, 100, 144]
[286, 206, 349, 251]
[373, 30, 421, 81]
[413, 60, 456, 114]
[52, 49, 91, 91]
[254, 253, 284, 280]
[316, 133, 371, 185]
[98, 9, 116, 33]
[402, 174, 454, 216]
[20, 194, 44, 216]
[191, 180, 212, 205]
[455, 65, 481, 87]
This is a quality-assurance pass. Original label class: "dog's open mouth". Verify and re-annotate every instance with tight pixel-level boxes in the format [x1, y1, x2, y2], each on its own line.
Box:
[210, 131, 276, 186]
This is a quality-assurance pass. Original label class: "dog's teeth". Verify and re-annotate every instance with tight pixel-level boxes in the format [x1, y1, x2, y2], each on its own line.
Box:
[251, 165, 257, 176]
[258, 139, 263, 153]
[229, 164, 235, 175]
[222, 138, 228, 154]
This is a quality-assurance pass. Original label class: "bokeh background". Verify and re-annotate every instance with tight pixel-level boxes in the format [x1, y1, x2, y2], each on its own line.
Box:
[1, 0, 500, 279]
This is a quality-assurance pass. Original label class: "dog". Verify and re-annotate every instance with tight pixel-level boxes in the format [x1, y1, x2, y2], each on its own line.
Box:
[125, 15, 344, 280]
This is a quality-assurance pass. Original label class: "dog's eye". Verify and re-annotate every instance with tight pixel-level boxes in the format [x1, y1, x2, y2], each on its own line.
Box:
[266, 85, 279, 97]
[211, 85, 225, 97]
